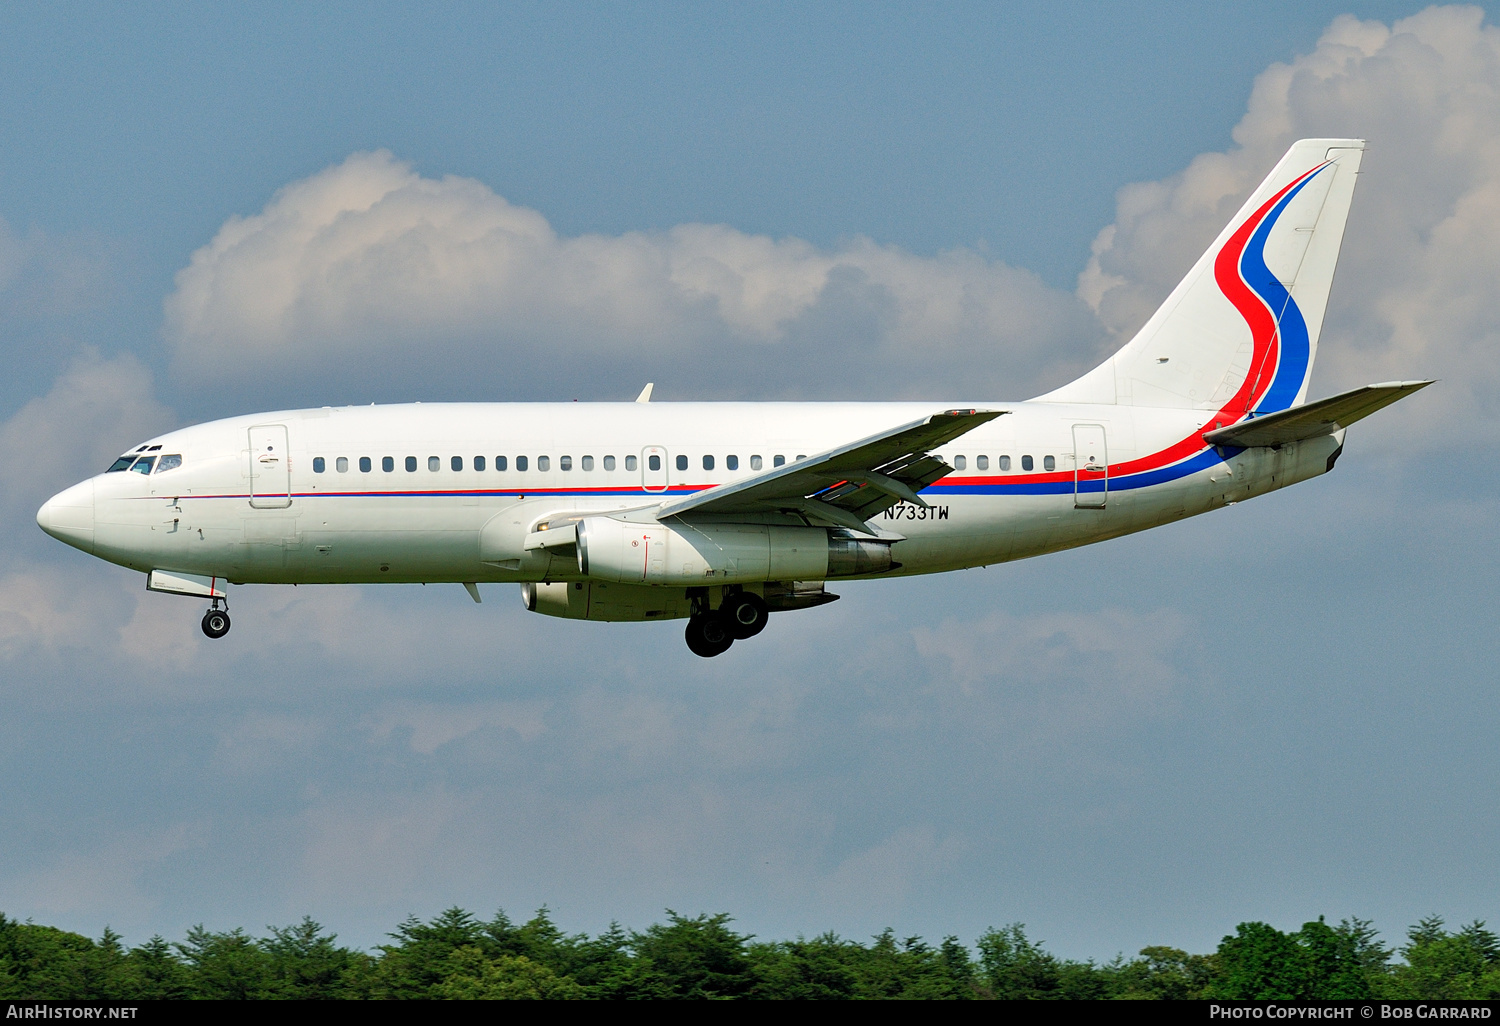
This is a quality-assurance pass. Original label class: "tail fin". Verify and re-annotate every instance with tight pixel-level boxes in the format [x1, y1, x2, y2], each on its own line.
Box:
[1044, 139, 1364, 413]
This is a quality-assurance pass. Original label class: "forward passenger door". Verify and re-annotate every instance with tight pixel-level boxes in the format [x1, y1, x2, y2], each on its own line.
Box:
[248, 424, 292, 508]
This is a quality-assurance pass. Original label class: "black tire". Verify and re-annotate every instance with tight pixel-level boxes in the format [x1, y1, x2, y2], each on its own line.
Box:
[201, 609, 231, 639]
[685, 614, 734, 657]
[723, 593, 769, 639]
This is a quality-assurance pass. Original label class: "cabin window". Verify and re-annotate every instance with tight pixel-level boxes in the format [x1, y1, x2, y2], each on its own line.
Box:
[976, 455, 989, 470]
[517, 456, 528, 471]
[796, 455, 806, 461]
[774, 455, 785, 467]
[676, 454, 688, 471]
[1044, 455, 1056, 471]
[560, 456, 572, 471]
[107, 456, 135, 472]
[1021, 455, 1033, 471]
[474, 456, 486, 471]
[726, 455, 738, 471]
[581, 455, 594, 471]
[360, 457, 372, 473]
[954, 455, 966, 471]
[403, 456, 415, 472]
[428, 456, 440, 471]
[627, 455, 639, 471]
[336, 457, 349, 473]
[647, 455, 659, 471]
[604, 455, 616, 471]
[313, 457, 326, 473]
[495, 456, 507, 471]
[382, 456, 394, 472]
[751, 455, 762, 470]
[999, 455, 1011, 471]
[452, 456, 463, 471]
[129, 456, 156, 475]
[156, 454, 183, 473]
[537, 456, 550, 472]
[702, 455, 714, 471]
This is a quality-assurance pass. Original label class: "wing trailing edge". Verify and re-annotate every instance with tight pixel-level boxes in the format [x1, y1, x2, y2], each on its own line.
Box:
[655, 408, 1006, 529]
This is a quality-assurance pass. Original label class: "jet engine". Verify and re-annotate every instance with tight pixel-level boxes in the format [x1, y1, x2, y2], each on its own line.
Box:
[574, 517, 893, 586]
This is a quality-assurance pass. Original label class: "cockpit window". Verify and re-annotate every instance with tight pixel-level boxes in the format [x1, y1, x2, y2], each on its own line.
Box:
[107, 456, 135, 473]
[155, 454, 182, 473]
[129, 456, 156, 475]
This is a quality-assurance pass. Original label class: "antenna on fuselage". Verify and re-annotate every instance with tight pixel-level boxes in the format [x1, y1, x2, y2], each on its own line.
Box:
[635, 382, 654, 403]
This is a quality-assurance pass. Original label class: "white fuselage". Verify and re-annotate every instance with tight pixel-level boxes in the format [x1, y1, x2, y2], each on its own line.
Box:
[52, 399, 1341, 591]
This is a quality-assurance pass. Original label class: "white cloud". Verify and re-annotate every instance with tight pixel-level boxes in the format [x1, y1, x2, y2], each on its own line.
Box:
[162, 152, 1100, 401]
[364, 698, 549, 755]
[909, 607, 1194, 754]
[1079, 5, 1500, 443]
[0, 822, 203, 924]
[0, 218, 119, 323]
[0, 351, 174, 528]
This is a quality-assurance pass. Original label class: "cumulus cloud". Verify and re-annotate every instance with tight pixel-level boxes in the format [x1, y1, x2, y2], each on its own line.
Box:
[162, 152, 1101, 402]
[0, 218, 119, 325]
[1080, 5, 1500, 443]
[0, 351, 174, 533]
[909, 607, 1194, 755]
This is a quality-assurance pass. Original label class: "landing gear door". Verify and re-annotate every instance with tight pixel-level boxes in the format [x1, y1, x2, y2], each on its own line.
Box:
[641, 446, 668, 493]
[1073, 423, 1107, 509]
[249, 424, 292, 508]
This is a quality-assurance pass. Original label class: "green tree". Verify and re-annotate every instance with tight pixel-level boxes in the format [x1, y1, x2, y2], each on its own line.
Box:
[976, 923, 1064, 999]
[0, 916, 97, 999]
[434, 945, 584, 999]
[175, 926, 274, 999]
[122, 935, 191, 1000]
[624, 911, 754, 999]
[1386, 917, 1500, 999]
[1115, 946, 1217, 1000]
[1208, 922, 1312, 1000]
[748, 934, 862, 999]
[372, 907, 485, 998]
[261, 917, 368, 998]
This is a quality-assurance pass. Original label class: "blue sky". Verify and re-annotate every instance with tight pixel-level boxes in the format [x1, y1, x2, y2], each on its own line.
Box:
[1, 2, 1495, 959]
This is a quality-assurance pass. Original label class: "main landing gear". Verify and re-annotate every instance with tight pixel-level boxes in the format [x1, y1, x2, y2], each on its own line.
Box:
[201, 599, 231, 639]
[684, 590, 769, 658]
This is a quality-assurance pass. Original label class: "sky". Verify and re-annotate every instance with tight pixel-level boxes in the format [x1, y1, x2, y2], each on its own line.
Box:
[1, 1, 1496, 960]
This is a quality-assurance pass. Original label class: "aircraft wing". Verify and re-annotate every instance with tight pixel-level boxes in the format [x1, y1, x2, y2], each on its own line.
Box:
[1203, 381, 1433, 449]
[656, 408, 1006, 532]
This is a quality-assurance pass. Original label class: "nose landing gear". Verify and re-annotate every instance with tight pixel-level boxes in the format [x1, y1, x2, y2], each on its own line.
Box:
[201, 600, 231, 639]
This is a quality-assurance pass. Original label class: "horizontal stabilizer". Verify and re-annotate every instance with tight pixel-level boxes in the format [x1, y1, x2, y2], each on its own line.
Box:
[1203, 381, 1433, 448]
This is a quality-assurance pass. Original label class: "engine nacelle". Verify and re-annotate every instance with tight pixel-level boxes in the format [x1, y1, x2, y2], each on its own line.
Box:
[522, 581, 694, 622]
[575, 517, 893, 585]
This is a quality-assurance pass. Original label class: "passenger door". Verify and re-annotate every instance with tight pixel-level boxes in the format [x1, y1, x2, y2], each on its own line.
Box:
[1072, 423, 1107, 509]
[248, 424, 292, 508]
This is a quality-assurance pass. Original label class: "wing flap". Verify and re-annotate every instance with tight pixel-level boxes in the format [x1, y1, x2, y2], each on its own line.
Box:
[1203, 381, 1433, 448]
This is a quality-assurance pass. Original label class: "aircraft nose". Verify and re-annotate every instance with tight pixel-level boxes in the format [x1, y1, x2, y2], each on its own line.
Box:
[37, 479, 95, 554]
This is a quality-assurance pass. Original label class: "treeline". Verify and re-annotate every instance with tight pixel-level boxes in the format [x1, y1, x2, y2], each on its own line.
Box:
[2, 908, 1498, 1000]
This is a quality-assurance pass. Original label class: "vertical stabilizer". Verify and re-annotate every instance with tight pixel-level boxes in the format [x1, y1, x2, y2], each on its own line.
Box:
[1042, 139, 1364, 413]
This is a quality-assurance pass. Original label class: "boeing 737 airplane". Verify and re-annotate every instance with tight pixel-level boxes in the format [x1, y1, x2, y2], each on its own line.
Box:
[37, 139, 1429, 656]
